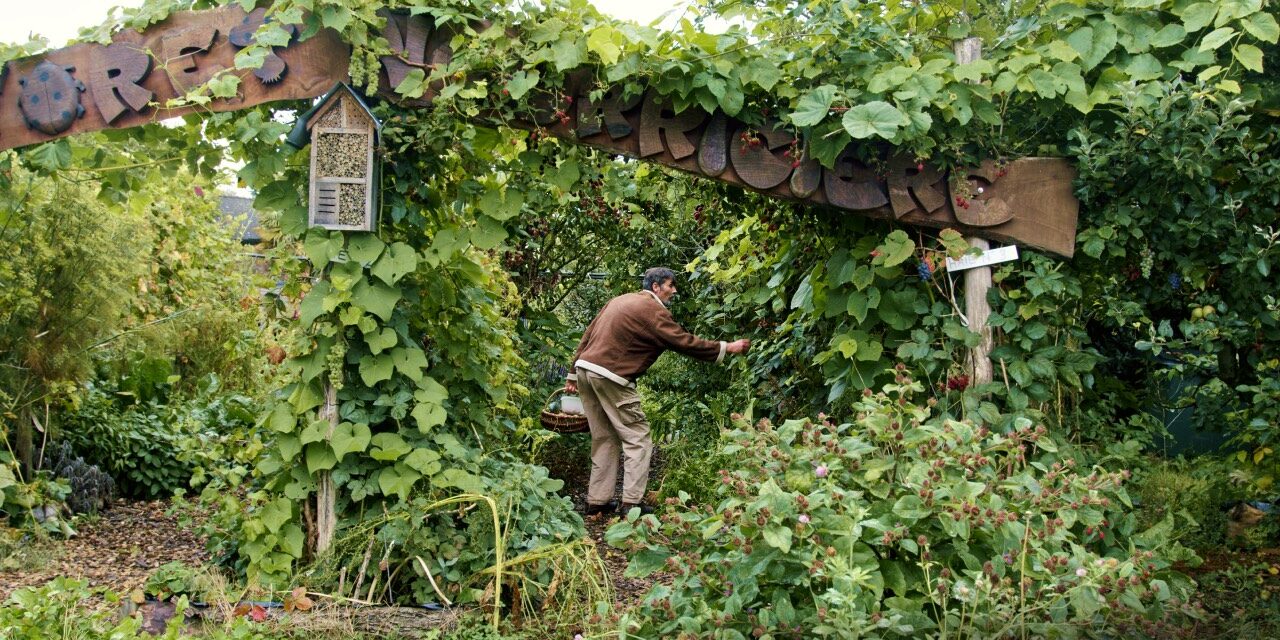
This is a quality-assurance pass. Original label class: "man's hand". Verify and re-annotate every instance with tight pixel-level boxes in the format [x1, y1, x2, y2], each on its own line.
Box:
[726, 338, 752, 355]
[565, 379, 578, 393]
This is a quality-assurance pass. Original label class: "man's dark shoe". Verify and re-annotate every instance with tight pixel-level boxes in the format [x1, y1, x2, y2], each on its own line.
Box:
[618, 502, 654, 516]
[584, 501, 618, 516]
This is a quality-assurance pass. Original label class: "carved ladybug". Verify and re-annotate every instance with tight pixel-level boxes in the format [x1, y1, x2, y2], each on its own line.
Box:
[17, 60, 85, 136]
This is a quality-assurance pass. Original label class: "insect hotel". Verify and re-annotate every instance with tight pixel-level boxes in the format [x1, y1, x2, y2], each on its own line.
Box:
[291, 83, 382, 231]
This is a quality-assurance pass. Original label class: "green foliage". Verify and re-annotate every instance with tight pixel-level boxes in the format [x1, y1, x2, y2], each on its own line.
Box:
[609, 374, 1199, 638]
[145, 561, 201, 601]
[1131, 457, 1234, 554]
[59, 381, 256, 499]
[0, 577, 311, 640]
[1195, 559, 1280, 637]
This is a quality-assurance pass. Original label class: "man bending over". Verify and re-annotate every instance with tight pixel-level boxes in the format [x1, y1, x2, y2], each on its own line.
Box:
[565, 267, 751, 515]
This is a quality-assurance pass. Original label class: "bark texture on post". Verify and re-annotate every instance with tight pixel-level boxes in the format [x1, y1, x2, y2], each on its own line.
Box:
[954, 36, 995, 386]
[315, 383, 339, 554]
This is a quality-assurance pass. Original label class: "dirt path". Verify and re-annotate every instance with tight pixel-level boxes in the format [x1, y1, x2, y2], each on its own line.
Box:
[542, 436, 668, 610]
[0, 499, 207, 600]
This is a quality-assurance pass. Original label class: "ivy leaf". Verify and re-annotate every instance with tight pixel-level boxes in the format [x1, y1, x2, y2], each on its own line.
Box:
[279, 525, 304, 558]
[551, 39, 583, 71]
[437, 468, 486, 493]
[27, 141, 72, 171]
[330, 422, 371, 461]
[378, 464, 422, 500]
[1180, 3, 1218, 33]
[506, 69, 540, 100]
[278, 435, 301, 461]
[412, 402, 447, 432]
[268, 403, 296, 433]
[416, 377, 448, 404]
[1150, 24, 1187, 48]
[1123, 54, 1164, 81]
[304, 229, 343, 269]
[878, 230, 916, 267]
[471, 217, 507, 251]
[358, 353, 394, 386]
[300, 419, 329, 445]
[842, 101, 904, 139]
[1234, 44, 1264, 71]
[952, 59, 992, 82]
[371, 242, 419, 285]
[260, 498, 291, 534]
[587, 25, 622, 65]
[1067, 22, 1117, 70]
[808, 124, 850, 169]
[370, 433, 411, 461]
[403, 448, 442, 475]
[857, 338, 883, 362]
[1243, 12, 1279, 43]
[789, 85, 837, 127]
[790, 274, 814, 310]
[346, 234, 386, 264]
[478, 186, 525, 221]
[412, 377, 449, 432]
[1199, 27, 1236, 52]
[748, 59, 781, 91]
[299, 281, 334, 327]
[352, 279, 401, 321]
[364, 327, 398, 355]
[305, 443, 337, 473]
[395, 68, 427, 99]
[391, 346, 429, 381]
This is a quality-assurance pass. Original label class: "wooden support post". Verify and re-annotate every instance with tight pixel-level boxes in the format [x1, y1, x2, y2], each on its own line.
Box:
[315, 382, 338, 554]
[955, 36, 995, 386]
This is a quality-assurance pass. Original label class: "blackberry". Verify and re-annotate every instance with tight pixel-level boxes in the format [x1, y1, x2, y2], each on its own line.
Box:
[917, 261, 933, 281]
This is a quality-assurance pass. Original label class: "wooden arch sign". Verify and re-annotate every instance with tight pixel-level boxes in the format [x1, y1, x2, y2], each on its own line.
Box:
[0, 5, 1079, 257]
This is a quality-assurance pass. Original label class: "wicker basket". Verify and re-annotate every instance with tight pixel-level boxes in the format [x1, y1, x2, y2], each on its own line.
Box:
[540, 388, 589, 434]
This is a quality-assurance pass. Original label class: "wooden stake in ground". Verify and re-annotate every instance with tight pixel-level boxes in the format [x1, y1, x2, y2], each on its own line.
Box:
[955, 36, 995, 386]
[316, 382, 339, 554]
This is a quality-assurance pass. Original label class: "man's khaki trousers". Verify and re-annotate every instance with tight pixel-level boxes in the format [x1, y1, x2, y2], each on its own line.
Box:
[576, 368, 652, 505]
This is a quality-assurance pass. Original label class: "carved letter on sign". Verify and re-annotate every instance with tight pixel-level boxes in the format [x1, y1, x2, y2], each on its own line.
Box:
[697, 112, 728, 177]
[89, 42, 153, 123]
[576, 85, 640, 140]
[886, 154, 945, 219]
[17, 61, 85, 135]
[951, 160, 1013, 227]
[382, 12, 431, 89]
[824, 148, 887, 211]
[163, 26, 219, 93]
[228, 8, 298, 84]
[730, 125, 795, 190]
[639, 92, 705, 159]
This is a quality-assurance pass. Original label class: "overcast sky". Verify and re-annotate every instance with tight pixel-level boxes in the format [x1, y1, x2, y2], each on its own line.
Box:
[0, 0, 690, 46]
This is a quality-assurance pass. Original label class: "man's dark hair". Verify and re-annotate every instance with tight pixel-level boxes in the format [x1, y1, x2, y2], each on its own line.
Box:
[642, 267, 676, 292]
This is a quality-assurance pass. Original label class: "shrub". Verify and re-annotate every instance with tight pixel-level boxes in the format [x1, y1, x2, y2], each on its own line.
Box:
[60, 381, 257, 499]
[45, 441, 115, 515]
[609, 370, 1201, 638]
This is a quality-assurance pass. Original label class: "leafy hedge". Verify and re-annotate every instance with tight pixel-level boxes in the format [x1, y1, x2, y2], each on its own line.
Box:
[611, 374, 1200, 638]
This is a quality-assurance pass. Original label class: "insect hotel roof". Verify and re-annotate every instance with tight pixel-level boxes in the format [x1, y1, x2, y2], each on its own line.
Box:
[297, 83, 382, 232]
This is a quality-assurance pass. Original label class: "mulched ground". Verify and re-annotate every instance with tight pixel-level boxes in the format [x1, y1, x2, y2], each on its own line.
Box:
[0, 499, 207, 600]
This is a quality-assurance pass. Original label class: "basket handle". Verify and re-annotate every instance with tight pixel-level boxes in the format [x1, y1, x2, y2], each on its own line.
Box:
[543, 387, 569, 411]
